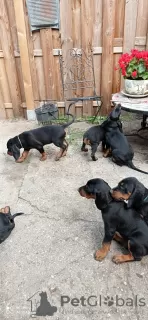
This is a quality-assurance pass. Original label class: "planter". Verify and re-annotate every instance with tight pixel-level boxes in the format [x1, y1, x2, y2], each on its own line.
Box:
[125, 79, 148, 95]
[35, 102, 59, 124]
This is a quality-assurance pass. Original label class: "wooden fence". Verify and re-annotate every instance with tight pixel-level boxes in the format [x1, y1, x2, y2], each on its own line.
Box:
[0, 0, 148, 119]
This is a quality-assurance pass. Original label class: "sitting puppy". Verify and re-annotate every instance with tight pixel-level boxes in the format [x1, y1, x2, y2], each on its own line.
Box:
[102, 104, 148, 174]
[111, 177, 148, 225]
[78, 178, 148, 264]
[0, 206, 24, 243]
[81, 106, 122, 161]
[7, 114, 74, 163]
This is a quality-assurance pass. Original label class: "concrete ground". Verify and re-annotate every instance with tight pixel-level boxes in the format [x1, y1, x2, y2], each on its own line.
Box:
[0, 118, 148, 320]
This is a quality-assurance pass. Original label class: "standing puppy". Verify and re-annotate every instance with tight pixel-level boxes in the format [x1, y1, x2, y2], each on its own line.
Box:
[7, 114, 74, 163]
[81, 105, 122, 161]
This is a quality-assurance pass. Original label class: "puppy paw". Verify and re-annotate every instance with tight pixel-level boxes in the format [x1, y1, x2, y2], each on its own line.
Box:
[94, 250, 106, 261]
[112, 254, 134, 264]
[91, 156, 98, 161]
[81, 148, 88, 152]
[16, 157, 25, 163]
[55, 156, 60, 161]
[40, 155, 47, 161]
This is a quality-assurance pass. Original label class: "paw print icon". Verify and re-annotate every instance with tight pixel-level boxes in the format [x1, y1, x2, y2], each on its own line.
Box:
[103, 296, 114, 307]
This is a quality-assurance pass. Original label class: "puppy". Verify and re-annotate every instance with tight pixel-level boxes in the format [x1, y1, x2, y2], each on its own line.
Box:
[0, 206, 24, 243]
[102, 104, 148, 174]
[78, 178, 148, 263]
[7, 114, 74, 163]
[111, 177, 148, 225]
[81, 106, 122, 161]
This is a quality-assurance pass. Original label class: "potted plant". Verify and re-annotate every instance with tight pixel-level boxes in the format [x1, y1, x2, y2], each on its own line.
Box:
[116, 49, 148, 95]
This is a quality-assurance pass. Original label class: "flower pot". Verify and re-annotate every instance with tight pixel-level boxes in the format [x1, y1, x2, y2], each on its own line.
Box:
[124, 79, 148, 95]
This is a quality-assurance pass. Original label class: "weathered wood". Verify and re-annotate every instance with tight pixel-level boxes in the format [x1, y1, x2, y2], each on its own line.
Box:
[23, 0, 39, 101]
[40, 28, 57, 100]
[123, 0, 138, 53]
[92, 0, 102, 104]
[101, 0, 115, 114]
[0, 0, 21, 117]
[32, 31, 46, 101]
[135, 0, 148, 50]
[13, 0, 34, 112]
[81, 0, 94, 116]
[0, 85, 6, 119]
[60, 0, 73, 113]
[52, 29, 63, 101]
[113, 0, 125, 93]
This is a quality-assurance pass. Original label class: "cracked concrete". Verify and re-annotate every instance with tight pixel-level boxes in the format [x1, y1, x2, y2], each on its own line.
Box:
[0, 118, 148, 320]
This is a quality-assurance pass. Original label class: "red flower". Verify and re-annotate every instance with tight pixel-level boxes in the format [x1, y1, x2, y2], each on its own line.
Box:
[122, 69, 126, 76]
[132, 71, 137, 78]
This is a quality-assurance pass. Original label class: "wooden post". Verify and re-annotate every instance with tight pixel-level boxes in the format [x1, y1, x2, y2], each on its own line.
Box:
[13, 0, 35, 120]
[0, 0, 21, 117]
[101, 0, 115, 114]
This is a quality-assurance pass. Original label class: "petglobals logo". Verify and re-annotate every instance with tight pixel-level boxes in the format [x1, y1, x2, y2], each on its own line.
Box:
[27, 291, 146, 317]
[60, 295, 146, 308]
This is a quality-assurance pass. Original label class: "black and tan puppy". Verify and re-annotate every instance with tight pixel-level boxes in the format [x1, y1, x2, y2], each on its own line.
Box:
[78, 178, 148, 264]
[111, 177, 148, 225]
[7, 114, 74, 163]
[102, 104, 148, 174]
[81, 105, 122, 161]
[0, 206, 24, 243]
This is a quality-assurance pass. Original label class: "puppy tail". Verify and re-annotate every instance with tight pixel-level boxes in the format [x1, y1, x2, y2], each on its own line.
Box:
[128, 161, 148, 174]
[12, 212, 24, 219]
[62, 113, 75, 129]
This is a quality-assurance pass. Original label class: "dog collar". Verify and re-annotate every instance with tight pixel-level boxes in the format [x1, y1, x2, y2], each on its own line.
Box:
[144, 195, 148, 202]
[17, 136, 23, 149]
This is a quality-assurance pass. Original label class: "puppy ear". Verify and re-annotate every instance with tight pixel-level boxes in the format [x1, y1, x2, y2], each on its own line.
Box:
[126, 182, 145, 209]
[12, 144, 20, 160]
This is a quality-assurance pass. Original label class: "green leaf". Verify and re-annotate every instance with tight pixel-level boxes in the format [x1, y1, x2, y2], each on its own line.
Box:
[141, 72, 148, 80]
[137, 64, 146, 74]
[126, 65, 134, 74]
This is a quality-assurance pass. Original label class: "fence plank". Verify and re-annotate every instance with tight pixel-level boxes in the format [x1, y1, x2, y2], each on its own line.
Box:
[23, 0, 39, 101]
[123, 0, 138, 53]
[32, 31, 46, 101]
[0, 0, 21, 117]
[92, 0, 102, 116]
[60, 0, 73, 113]
[0, 38, 12, 117]
[81, 0, 94, 116]
[13, 0, 34, 118]
[40, 28, 57, 100]
[135, 0, 148, 50]
[52, 30, 63, 101]
[113, 0, 125, 94]
[101, 0, 115, 114]
[0, 85, 6, 119]
[72, 0, 82, 116]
